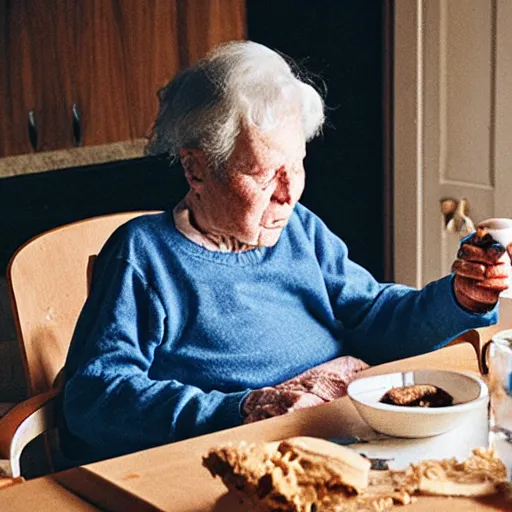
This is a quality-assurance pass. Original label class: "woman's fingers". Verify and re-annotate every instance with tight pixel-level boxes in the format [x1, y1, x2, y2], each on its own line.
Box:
[476, 278, 510, 291]
[456, 275, 502, 302]
[276, 355, 370, 402]
[451, 259, 486, 280]
[485, 262, 510, 279]
[286, 392, 326, 411]
[453, 246, 511, 312]
[457, 243, 506, 264]
[241, 387, 279, 415]
[453, 240, 512, 311]
[298, 371, 348, 401]
[243, 390, 325, 423]
[452, 260, 509, 282]
[454, 276, 501, 312]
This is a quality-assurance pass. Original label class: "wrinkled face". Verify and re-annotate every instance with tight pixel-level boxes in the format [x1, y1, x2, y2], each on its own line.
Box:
[183, 117, 307, 247]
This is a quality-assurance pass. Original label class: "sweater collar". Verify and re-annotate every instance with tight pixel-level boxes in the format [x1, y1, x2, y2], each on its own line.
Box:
[173, 200, 258, 253]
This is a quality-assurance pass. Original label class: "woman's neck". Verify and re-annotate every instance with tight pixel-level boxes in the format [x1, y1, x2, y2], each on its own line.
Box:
[178, 195, 256, 253]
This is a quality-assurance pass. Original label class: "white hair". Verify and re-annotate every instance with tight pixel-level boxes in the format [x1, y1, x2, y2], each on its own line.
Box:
[145, 41, 325, 170]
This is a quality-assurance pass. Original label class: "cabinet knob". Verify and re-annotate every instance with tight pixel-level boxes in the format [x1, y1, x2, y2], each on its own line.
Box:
[72, 104, 82, 147]
[28, 110, 38, 151]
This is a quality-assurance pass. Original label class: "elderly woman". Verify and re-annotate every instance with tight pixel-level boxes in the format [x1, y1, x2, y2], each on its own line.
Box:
[62, 41, 510, 464]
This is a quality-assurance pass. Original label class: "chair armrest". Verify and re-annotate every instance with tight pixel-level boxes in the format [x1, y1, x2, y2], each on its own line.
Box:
[447, 329, 484, 373]
[0, 388, 61, 477]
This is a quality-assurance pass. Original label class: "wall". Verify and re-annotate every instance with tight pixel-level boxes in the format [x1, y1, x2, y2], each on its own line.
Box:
[394, 0, 512, 288]
[247, 0, 389, 280]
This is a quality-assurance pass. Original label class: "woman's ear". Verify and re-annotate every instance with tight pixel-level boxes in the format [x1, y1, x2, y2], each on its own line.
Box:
[179, 148, 209, 192]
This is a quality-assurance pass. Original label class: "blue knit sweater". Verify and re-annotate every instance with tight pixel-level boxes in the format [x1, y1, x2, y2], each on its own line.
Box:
[62, 203, 497, 462]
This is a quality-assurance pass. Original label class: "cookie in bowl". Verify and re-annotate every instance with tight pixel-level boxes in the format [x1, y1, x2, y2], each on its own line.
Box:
[347, 370, 488, 438]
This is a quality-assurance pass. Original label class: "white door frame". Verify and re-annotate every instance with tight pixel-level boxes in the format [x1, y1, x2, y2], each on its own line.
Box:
[393, 0, 512, 289]
[394, 0, 425, 288]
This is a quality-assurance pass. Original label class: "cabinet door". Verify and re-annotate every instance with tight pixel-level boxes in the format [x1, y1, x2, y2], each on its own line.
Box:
[0, 0, 180, 155]
[0, 1, 74, 157]
[0, 0, 246, 158]
[0, 0, 33, 157]
[70, 0, 180, 146]
[177, 0, 247, 67]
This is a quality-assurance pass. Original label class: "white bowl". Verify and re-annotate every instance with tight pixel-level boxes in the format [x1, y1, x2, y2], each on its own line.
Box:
[347, 370, 489, 438]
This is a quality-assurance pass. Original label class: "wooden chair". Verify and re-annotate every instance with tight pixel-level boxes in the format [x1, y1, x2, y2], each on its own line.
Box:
[0, 211, 159, 479]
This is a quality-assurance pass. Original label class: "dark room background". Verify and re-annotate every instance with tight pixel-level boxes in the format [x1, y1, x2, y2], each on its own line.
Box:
[0, 0, 391, 282]
[247, 0, 391, 282]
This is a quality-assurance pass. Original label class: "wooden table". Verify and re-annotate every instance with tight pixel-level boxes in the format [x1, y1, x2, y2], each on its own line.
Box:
[0, 477, 101, 511]
[42, 343, 509, 512]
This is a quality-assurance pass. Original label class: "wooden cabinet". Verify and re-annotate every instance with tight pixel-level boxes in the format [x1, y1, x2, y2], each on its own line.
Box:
[68, 0, 181, 148]
[0, 0, 246, 158]
[0, 1, 41, 157]
[177, 0, 247, 67]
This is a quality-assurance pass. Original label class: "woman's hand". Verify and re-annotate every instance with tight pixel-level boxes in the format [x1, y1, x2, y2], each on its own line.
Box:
[242, 387, 324, 423]
[452, 241, 512, 313]
[242, 356, 369, 423]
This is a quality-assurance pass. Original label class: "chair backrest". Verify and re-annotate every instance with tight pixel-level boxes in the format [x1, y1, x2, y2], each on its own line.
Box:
[6, 211, 159, 396]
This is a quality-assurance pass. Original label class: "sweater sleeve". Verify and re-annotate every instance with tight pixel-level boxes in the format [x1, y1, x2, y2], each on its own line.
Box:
[308, 215, 498, 365]
[62, 255, 247, 461]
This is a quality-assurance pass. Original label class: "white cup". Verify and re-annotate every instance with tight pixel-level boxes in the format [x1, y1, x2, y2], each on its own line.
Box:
[478, 218, 512, 248]
[477, 219, 512, 298]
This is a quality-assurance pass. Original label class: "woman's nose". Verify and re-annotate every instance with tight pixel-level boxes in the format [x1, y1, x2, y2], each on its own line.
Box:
[271, 168, 292, 204]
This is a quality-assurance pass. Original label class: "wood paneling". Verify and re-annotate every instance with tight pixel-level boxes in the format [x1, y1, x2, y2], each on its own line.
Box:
[0, 1, 38, 156]
[177, 0, 247, 67]
[0, 0, 179, 156]
[0, 0, 246, 158]
[72, 0, 180, 146]
[0, 1, 80, 154]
